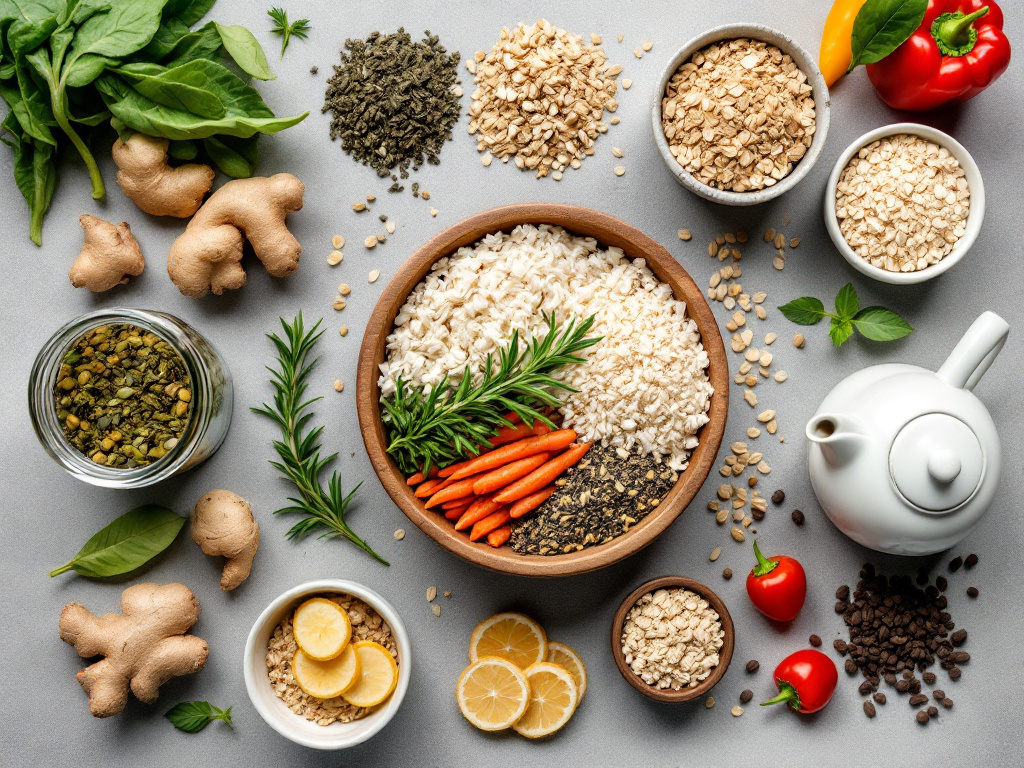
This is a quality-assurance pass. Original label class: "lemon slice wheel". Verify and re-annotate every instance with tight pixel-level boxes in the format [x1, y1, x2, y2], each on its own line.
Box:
[512, 662, 579, 739]
[469, 612, 547, 670]
[546, 641, 587, 702]
[293, 598, 352, 661]
[341, 641, 399, 708]
[456, 657, 530, 731]
[292, 644, 361, 699]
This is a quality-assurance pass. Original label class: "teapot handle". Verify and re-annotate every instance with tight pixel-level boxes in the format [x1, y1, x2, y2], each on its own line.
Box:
[937, 311, 1010, 391]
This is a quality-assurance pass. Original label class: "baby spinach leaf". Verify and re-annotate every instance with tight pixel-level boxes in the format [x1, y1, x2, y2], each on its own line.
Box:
[852, 307, 915, 341]
[5, 0, 62, 55]
[162, 0, 215, 27]
[116, 61, 225, 118]
[135, 14, 189, 60]
[67, 0, 166, 62]
[48, 504, 186, 578]
[165, 701, 233, 733]
[834, 282, 859, 319]
[63, 52, 115, 87]
[849, 0, 928, 69]
[2, 111, 57, 245]
[216, 22, 273, 80]
[203, 133, 257, 177]
[778, 296, 827, 326]
[0, 66, 57, 145]
[159, 20, 221, 66]
[167, 137, 197, 159]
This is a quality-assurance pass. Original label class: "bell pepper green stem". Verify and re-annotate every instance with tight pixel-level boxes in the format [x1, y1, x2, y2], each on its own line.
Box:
[932, 7, 989, 58]
[761, 680, 801, 710]
[751, 539, 779, 577]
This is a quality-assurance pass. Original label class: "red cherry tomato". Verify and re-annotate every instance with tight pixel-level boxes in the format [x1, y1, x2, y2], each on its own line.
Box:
[745, 540, 806, 622]
[761, 649, 838, 714]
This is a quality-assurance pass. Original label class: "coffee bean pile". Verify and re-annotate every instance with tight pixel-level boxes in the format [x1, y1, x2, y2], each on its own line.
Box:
[833, 561, 973, 724]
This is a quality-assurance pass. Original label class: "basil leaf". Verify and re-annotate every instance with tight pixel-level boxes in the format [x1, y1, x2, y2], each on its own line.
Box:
[834, 282, 859, 320]
[49, 504, 186, 578]
[849, 0, 928, 69]
[829, 318, 855, 347]
[852, 306, 915, 341]
[166, 701, 233, 733]
[216, 23, 274, 81]
[778, 296, 827, 326]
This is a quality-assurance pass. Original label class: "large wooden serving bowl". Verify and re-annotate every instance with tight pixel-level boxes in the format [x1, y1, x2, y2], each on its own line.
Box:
[357, 204, 728, 577]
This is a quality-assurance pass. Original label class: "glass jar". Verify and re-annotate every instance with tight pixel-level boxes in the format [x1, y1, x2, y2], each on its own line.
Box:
[29, 308, 233, 489]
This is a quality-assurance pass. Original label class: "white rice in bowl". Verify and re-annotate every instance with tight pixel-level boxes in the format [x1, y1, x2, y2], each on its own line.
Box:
[378, 224, 713, 471]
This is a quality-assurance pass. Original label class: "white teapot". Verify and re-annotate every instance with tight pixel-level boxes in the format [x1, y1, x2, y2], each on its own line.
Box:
[806, 311, 1009, 555]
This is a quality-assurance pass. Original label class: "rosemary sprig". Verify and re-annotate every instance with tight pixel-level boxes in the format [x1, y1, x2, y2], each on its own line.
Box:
[267, 7, 311, 57]
[253, 314, 387, 565]
[382, 314, 600, 475]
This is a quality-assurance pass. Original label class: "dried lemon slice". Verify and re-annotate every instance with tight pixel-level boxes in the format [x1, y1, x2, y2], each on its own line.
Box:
[292, 644, 360, 699]
[512, 662, 579, 738]
[546, 641, 587, 702]
[456, 657, 530, 731]
[341, 642, 399, 708]
[293, 598, 351, 661]
[469, 612, 547, 670]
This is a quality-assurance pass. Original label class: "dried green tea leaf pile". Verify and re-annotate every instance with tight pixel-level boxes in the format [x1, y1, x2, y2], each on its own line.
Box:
[322, 29, 461, 187]
[55, 325, 191, 468]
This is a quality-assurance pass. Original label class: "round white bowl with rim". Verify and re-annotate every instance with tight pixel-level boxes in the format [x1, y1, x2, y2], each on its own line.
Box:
[651, 23, 831, 206]
[824, 123, 985, 285]
[243, 579, 411, 750]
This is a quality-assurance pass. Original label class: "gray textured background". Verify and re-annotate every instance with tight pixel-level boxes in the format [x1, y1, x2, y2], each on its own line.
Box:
[2, 2, 1020, 766]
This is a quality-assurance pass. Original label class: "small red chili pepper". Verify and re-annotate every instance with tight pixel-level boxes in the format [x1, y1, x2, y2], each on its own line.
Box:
[745, 540, 807, 622]
[866, 0, 1011, 112]
[761, 649, 839, 714]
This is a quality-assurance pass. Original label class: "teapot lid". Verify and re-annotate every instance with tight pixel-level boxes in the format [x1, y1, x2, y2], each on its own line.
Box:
[889, 414, 984, 513]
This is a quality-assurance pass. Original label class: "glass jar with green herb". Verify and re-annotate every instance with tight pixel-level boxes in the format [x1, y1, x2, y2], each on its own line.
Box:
[29, 309, 232, 488]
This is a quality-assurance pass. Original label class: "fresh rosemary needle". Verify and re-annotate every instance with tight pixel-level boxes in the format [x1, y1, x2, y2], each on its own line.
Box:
[267, 7, 311, 57]
[382, 314, 600, 475]
[253, 314, 387, 564]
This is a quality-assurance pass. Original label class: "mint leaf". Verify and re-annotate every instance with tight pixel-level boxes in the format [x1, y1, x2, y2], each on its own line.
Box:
[166, 701, 233, 733]
[834, 283, 859, 320]
[849, 0, 928, 69]
[852, 307, 915, 341]
[830, 318, 855, 347]
[778, 297, 827, 326]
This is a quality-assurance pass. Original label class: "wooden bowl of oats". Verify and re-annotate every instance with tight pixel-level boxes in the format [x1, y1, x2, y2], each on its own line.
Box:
[652, 24, 830, 206]
[243, 580, 411, 750]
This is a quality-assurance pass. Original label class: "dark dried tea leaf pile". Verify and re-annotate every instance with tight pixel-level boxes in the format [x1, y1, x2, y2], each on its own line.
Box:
[322, 29, 461, 187]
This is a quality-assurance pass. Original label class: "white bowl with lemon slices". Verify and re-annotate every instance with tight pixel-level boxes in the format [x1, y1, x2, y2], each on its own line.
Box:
[243, 580, 411, 750]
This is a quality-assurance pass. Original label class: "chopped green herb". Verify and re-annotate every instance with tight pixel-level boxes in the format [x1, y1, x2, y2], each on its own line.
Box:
[267, 7, 311, 56]
[166, 701, 233, 733]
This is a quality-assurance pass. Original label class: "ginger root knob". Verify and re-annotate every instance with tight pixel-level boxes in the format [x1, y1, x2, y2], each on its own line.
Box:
[69, 214, 145, 292]
[112, 134, 215, 218]
[191, 490, 259, 591]
[167, 173, 304, 298]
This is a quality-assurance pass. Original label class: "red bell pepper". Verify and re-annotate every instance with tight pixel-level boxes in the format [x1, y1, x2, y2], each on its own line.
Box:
[867, 0, 1011, 111]
[745, 540, 807, 622]
[761, 649, 839, 714]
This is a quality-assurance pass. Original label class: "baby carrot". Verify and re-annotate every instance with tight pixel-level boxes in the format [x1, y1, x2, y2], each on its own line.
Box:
[472, 452, 552, 495]
[470, 508, 512, 541]
[450, 429, 578, 481]
[406, 471, 426, 486]
[494, 443, 592, 504]
[425, 477, 478, 508]
[455, 496, 502, 531]
[444, 506, 466, 521]
[486, 525, 512, 548]
[509, 485, 557, 519]
[413, 477, 444, 498]
[442, 497, 474, 510]
[487, 422, 535, 447]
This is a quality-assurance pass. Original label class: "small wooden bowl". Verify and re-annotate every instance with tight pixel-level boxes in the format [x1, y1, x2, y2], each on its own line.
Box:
[357, 204, 728, 577]
[611, 576, 735, 702]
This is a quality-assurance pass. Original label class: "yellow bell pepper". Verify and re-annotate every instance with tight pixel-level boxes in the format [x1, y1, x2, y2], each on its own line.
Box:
[819, 0, 869, 87]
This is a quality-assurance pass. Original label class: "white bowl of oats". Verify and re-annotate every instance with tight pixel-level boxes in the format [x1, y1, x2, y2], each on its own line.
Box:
[243, 580, 411, 750]
[652, 24, 830, 206]
[825, 123, 985, 284]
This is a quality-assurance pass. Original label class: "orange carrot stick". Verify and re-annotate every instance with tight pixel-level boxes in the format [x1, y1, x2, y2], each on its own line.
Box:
[425, 477, 477, 508]
[438, 453, 485, 479]
[509, 485, 557, 519]
[413, 477, 444, 498]
[486, 525, 512, 547]
[442, 497, 474, 511]
[406, 472, 426, 486]
[472, 451, 552, 496]
[494, 443, 592, 504]
[531, 421, 553, 436]
[470, 508, 512, 541]
[450, 429, 577, 481]
[486, 422, 534, 447]
[444, 506, 466, 521]
[455, 496, 502, 531]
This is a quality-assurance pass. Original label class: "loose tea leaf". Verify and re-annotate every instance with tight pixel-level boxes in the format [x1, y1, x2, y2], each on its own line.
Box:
[49, 505, 186, 578]
[165, 701, 233, 733]
[779, 284, 913, 347]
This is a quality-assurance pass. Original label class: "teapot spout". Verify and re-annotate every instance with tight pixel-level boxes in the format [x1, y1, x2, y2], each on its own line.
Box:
[806, 414, 866, 465]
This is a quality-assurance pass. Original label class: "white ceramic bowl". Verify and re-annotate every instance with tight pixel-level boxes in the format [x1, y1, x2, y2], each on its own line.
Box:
[824, 123, 985, 285]
[243, 579, 411, 750]
[651, 24, 831, 206]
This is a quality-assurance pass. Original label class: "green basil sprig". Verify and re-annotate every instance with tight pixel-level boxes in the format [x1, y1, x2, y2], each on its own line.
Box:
[849, 0, 929, 70]
[779, 283, 914, 347]
[49, 504, 186, 578]
[166, 701, 234, 733]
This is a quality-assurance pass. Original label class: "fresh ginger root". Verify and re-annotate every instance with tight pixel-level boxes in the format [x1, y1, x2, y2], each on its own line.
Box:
[191, 489, 260, 591]
[69, 214, 145, 292]
[59, 583, 209, 718]
[112, 134, 215, 218]
[167, 174, 304, 298]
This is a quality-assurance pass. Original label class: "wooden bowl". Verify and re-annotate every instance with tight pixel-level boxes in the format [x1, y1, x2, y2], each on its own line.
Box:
[611, 576, 735, 702]
[356, 204, 728, 577]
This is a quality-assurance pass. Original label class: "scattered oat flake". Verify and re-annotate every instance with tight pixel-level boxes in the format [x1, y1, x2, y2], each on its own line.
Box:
[364, 236, 377, 249]
[332, 297, 346, 311]
[774, 371, 788, 383]
[432, 604, 441, 617]
[764, 228, 776, 242]
[773, 257, 786, 270]
[642, 40, 653, 51]
[610, 116, 620, 124]
[393, 529, 405, 540]
[481, 153, 493, 167]
[385, 221, 397, 234]
[426, 587, 437, 602]
[612, 146, 624, 157]
[731, 527, 746, 542]
[332, 235, 345, 249]
[710, 547, 722, 562]
[339, 283, 351, 296]
[590, 33, 602, 45]
[430, 208, 438, 217]
[679, 229, 692, 241]
[794, 333, 805, 348]
[747, 427, 761, 439]
[622, 79, 632, 90]
[634, 47, 643, 58]
[339, 326, 348, 337]
[614, 165, 626, 176]
[333, 379, 344, 392]
[743, 390, 758, 407]
[368, 269, 381, 283]
[444, 591, 451, 598]
[764, 332, 776, 345]
[789, 237, 800, 248]
[732, 705, 744, 717]
[618, 33, 624, 42]
[327, 250, 343, 266]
